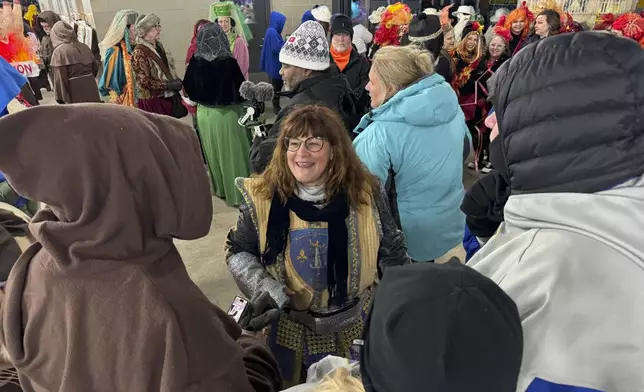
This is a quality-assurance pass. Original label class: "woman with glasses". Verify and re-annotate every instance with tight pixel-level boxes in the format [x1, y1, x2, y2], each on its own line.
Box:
[131, 13, 183, 116]
[225, 105, 410, 388]
[467, 24, 511, 171]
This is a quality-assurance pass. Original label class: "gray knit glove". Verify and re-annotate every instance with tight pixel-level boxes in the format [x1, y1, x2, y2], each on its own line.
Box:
[239, 291, 281, 332]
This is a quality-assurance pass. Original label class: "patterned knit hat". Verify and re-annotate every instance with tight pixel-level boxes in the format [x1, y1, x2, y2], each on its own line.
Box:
[279, 21, 330, 71]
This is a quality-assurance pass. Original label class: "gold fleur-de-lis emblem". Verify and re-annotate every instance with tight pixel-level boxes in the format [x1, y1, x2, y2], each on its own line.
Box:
[297, 249, 307, 262]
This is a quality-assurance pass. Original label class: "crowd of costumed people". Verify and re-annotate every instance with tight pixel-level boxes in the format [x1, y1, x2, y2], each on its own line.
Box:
[0, 0, 643, 391]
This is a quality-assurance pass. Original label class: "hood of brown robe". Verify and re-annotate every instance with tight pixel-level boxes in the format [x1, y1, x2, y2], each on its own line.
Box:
[37, 11, 62, 27]
[37, 11, 62, 59]
[50, 21, 94, 67]
[0, 104, 280, 392]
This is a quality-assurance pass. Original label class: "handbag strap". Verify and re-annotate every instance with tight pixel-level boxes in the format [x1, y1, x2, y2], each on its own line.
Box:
[136, 44, 173, 80]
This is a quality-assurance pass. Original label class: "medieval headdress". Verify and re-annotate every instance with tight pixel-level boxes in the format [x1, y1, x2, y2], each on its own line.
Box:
[210, 1, 252, 42]
[492, 22, 512, 44]
[99, 9, 139, 56]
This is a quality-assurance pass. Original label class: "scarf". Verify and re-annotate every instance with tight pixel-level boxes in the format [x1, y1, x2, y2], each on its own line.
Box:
[196, 23, 232, 61]
[226, 30, 236, 52]
[331, 46, 352, 72]
[295, 183, 325, 203]
[263, 190, 350, 306]
[116, 40, 136, 107]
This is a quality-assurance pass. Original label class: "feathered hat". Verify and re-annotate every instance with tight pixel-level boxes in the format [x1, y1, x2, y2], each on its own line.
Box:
[612, 12, 644, 41]
[492, 23, 512, 44]
[594, 13, 616, 31]
[532, 0, 562, 17]
[463, 20, 484, 36]
[560, 12, 582, 33]
[368, 6, 386, 24]
[374, 2, 412, 47]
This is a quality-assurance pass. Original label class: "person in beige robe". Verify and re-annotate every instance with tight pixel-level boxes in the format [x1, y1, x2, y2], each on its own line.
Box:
[50, 21, 100, 104]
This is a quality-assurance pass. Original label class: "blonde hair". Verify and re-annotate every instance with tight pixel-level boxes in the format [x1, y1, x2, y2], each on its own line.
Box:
[315, 368, 366, 392]
[372, 45, 434, 101]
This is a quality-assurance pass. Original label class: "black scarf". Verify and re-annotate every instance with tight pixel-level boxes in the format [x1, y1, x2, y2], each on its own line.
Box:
[263, 190, 350, 306]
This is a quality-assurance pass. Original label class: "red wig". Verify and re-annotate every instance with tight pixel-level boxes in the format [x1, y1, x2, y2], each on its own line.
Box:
[504, 2, 534, 37]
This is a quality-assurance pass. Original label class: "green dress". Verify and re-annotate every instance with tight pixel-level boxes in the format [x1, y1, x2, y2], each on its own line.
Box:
[196, 104, 251, 206]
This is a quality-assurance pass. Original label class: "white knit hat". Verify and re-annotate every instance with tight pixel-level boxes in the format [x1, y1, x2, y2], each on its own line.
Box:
[311, 5, 331, 23]
[279, 21, 330, 71]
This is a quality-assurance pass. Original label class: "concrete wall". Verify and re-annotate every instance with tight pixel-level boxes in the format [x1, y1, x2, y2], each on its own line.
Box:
[89, 0, 330, 76]
[271, 0, 332, 35]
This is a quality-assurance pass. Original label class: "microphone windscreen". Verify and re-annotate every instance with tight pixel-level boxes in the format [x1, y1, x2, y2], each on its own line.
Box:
[239, 81, 257, 101]
[255, 82, 275, 102]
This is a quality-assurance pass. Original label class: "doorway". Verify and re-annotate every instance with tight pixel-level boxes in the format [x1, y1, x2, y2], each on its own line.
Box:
[236, 0, 269, 77]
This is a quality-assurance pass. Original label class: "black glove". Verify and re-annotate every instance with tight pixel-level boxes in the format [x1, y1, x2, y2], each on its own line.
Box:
[239, 291, 281, 332]
[166, 79, 183, 92]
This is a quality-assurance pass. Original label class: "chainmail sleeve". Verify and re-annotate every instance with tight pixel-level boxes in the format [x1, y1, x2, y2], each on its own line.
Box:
[225, 200, 289, 309]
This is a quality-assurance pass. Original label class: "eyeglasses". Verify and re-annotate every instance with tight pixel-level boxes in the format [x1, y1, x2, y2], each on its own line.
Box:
[284, 137, 327, 152]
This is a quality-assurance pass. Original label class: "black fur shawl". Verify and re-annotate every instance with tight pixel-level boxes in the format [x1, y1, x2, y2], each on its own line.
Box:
[183, 56, 245, 107]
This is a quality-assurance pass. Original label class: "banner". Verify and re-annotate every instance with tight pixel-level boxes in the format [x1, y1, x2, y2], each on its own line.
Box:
[11, 61, 40, 78]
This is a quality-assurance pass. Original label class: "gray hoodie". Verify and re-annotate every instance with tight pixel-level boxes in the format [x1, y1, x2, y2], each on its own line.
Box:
[469, 175, 644, 391]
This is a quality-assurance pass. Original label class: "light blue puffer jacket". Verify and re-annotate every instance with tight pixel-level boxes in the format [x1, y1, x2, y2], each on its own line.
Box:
[353, 74, 468, 261]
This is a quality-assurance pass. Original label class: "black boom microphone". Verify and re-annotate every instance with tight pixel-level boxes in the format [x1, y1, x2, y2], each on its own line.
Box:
[238, 81, 275, 137]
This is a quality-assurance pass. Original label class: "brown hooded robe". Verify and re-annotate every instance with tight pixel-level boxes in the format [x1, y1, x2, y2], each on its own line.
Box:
[36, 11, 62, 64]
[0, 105, 281, 392]
[50, 21, 100, 104]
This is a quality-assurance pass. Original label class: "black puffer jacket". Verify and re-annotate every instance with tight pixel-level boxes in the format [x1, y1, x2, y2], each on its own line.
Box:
[489, 32, 644, 195]
[249, 69, 359, 173]
[331, 47, 371, 117]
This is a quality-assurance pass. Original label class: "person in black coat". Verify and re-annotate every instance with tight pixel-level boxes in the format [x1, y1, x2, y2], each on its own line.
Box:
[468, 27, 510, 169]
[249, 21, 359, 174]
[329, 14, 371, 116]
[402, 12, 453, 82]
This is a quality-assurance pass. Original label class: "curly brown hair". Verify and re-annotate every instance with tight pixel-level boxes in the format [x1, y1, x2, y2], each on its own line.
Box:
[253, 105, 379, 208]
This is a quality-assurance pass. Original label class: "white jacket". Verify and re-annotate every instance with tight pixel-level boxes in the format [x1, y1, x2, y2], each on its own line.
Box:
[468, 176, 644, 391]
[352, 24, 372, 55]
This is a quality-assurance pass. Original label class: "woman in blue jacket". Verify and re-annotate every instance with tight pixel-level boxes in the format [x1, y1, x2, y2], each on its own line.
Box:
[260, 11, 286, 113]
[354, 45, 468, 262]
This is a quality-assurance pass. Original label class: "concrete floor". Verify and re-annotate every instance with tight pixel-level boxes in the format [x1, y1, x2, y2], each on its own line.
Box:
[36, 90, 481, 311]
[175, 198, 241, 309]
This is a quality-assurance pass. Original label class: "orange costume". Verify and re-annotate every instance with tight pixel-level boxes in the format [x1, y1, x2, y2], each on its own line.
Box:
[0, 1, 40, 77]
